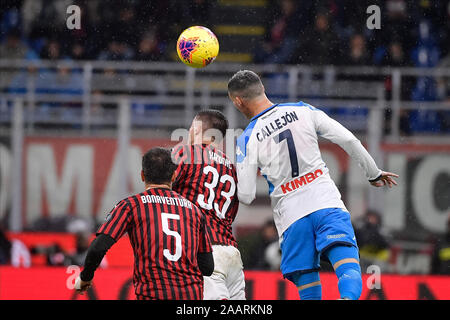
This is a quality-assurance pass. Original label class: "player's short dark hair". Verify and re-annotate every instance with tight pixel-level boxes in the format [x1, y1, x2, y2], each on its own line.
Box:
[195, 109, 228, 141]
[142, 147, 177, 184]
[227, 70, 264, 99]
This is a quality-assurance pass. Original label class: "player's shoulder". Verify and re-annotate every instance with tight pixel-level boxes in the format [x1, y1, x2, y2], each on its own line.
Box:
[276, 101, 318, 111]
[110, 196, 134, 212]
[171, 143, 191, 157]
[168, 189, 195, 205]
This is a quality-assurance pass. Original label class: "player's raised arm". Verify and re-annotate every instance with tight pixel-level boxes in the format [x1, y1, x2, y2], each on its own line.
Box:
[235, 133, 258, 205]
[311, 108, 398, 187]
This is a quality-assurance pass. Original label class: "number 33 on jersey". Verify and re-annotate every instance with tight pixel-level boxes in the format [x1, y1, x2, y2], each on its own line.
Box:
[172, 144, 240, 248]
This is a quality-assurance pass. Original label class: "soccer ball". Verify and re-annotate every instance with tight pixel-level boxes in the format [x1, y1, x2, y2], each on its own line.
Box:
[176, 26, 219, 68]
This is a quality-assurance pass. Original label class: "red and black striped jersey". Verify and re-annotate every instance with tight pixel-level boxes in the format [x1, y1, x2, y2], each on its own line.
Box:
[172, 144, 239, 248]
[97, 187, 212, 300]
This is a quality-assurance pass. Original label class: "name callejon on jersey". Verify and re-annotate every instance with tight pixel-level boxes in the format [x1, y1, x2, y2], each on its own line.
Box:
[236, 101, 381, 236]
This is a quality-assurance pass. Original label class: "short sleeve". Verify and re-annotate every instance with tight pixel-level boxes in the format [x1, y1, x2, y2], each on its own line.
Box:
[96, 199, 131, 241]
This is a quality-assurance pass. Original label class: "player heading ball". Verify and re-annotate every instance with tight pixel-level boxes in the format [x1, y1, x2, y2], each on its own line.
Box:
[228, 70, 398, 300]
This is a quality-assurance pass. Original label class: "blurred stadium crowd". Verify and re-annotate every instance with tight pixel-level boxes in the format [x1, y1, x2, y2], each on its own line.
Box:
[1, 0, 450, 133]
[1, 0, 449, 67]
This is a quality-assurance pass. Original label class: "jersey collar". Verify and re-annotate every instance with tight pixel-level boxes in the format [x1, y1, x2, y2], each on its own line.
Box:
[250, 103, 279, 122]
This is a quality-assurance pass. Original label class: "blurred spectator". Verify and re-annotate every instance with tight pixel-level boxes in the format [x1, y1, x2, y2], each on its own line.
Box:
[30, 243, 66, 266]
[0, 223, 31, 267]
[0, 29, 25, 59]
[332, 0, 379, 36]
[98, 41, 134, 61]
[300, 11, 342, 65]
[111, 6, 140, 47]
[254, 0, 304, 64]
[438, 53, 450, 96]
[354, 210, 391, 271]
[343, 33, 371, 66]
[239, 219, 280, 270]
[29, 217, 107, 268]
[65, 218, 107, 267]
[59, 1, 99, 59]
[355, 210, 389, 249]
[0, 28, 36, 60]
[431, 213, 450, 275]
[135, 30, 164, 62]
[65, 231, 91, 266]
[40, 39, 63, 60]
[378, 0, 415, 53]
[69, 41, 88, 60]
[0, 226, 12, 264]
[381, 41, 408, 67]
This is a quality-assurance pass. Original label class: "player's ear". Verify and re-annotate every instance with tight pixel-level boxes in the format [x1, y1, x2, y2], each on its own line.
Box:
[141, 170, 145, 182]
[235, 96, 244, 108]
[228, 92, 238, 105]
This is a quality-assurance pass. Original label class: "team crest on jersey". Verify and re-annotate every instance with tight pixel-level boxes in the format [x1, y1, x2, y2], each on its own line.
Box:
[105, 202, 119, 221]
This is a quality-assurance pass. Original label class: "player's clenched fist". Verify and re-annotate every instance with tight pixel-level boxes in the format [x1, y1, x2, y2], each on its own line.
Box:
[74, 276, 92, 294]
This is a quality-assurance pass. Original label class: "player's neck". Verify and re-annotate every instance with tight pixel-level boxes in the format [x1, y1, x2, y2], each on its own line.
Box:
[248, 96, 274, 119]
[191, 139, 219, 149]
[145, 183, 172, 190]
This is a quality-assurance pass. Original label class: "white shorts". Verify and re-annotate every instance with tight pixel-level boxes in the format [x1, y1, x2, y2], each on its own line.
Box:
[203, 245, 246, 300]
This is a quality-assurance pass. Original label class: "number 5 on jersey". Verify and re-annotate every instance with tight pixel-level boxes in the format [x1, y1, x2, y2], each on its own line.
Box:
[161, 213, 182, 262]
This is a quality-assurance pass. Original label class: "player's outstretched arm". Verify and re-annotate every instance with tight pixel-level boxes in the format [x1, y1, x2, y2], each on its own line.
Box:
[75, 233, 115, 294]
[369, 171, 399, 188]
[312, 109, 397, 184]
